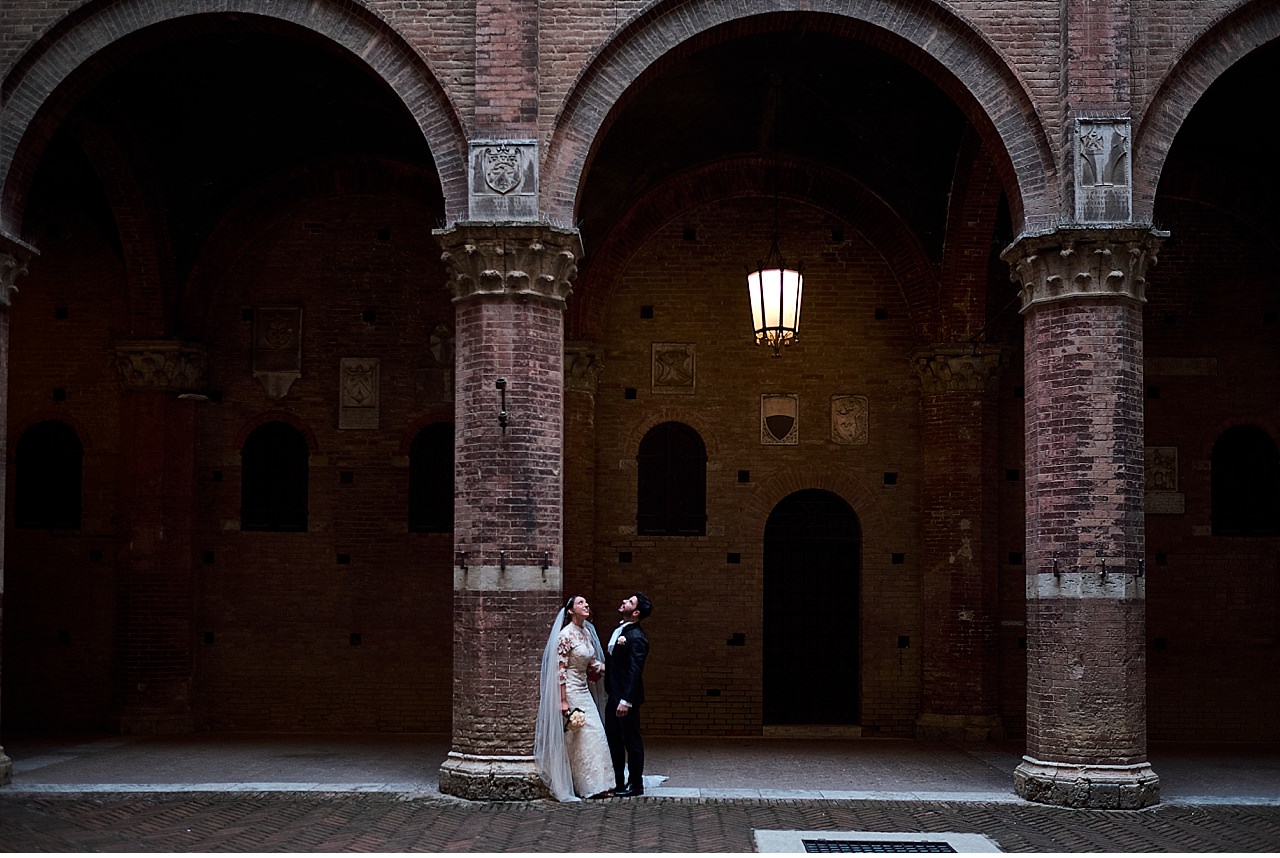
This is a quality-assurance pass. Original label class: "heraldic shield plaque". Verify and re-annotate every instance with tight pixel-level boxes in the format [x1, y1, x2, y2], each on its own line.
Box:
[761, 393, 799, 445]
[339, 357, 380, 430]
[469, 140, 537, 220]
[831, 394, 869, 445]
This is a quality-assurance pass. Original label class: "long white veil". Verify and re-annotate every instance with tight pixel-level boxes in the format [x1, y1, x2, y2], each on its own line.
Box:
[534, 608, 577, 802]
[582, 620, 608, 718]
[534, 607, 610, 802]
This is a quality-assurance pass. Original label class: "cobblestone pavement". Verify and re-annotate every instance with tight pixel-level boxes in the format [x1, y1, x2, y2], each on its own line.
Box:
[3, 791, 1280, 852]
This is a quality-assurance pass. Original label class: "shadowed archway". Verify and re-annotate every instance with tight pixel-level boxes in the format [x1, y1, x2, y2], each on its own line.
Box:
[764, 488, 862, 726]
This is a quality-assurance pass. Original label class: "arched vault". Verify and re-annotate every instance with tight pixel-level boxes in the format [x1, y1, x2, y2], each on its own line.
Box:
[543, 0, 1053, 236]
[0, 0, 468, 241]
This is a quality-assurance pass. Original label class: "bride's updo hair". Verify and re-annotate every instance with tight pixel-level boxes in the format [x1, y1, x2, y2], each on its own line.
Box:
[562, 594, 584, 623]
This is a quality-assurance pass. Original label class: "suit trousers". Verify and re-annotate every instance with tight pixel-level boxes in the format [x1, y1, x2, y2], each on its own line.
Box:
[605, 703, 643, 788]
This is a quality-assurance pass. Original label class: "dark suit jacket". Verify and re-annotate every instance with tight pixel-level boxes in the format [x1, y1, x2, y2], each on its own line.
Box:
[605, 622, 648, 707]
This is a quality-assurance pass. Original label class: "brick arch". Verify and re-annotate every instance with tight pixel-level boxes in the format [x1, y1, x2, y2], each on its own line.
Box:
[398, 409, 456, 456]
[9, 413, 99, 455]
[232, 412, 320, 454]
[569, 156, 941, 344]
[622, 409, 722, 462]
[0, 0, 467, 242]
[1135, 1, 1280, 225]
[728, 465, 888, 551]
[543, 2, 1053, 235]
[180, 155, 443, 339]
[1196, 416, 1280, 465]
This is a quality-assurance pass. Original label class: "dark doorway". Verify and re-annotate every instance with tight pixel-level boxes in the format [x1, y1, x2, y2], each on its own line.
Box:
[764, 489, 861, 725]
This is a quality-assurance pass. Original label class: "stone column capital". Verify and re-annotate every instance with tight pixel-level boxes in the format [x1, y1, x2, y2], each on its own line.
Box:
[0, 230, 39, 308]
[1001, 226, 1168, 313]
[113, 340, 209, 391]
[914, 344, 1003, 395]
[564, 341, 603, 394]
[435, 221, 582, 305]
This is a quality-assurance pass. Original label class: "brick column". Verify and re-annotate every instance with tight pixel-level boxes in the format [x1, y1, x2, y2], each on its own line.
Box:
[111, 341, 207, 733]
[1003, 227, 1166, 808]
[435, 222, 580, 800]
[563, 343, 601, 596]
[914, 345, 1004, 741]
[0, 234, 36, 784]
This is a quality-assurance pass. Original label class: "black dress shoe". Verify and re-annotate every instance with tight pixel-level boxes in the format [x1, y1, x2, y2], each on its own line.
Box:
[613, 784, 644, 797]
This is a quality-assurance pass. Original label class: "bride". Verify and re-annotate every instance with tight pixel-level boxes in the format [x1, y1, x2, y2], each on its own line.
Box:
[535, 595, 614, 800]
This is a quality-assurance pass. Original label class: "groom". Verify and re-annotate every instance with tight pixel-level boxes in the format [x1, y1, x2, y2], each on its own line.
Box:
[605, 591, 652, 797]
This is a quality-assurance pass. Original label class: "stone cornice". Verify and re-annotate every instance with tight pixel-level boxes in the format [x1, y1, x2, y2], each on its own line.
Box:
[114, 340, 209, 391]
[435, 222, 582, 304]
[1001, 226, 1168, 313]
[914, 345, 1004, 395]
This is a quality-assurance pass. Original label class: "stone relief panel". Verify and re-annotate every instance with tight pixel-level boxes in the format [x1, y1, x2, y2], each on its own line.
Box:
[1144, 446, 1184, 514]
[831, 394, 869, 445]
[651, 343, 695, 394]
[468, 140, 538, 221]
[339, 358, 380, 429]
[565, 344, 604, 395]
[761, 393, 799, 445]
[1075, 118, 1131, 223]
[252, 306, 302, 399]
[114, 341, 209, 391]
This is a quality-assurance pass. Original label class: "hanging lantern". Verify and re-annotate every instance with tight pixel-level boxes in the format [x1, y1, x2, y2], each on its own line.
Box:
[747, 235, 803, 357]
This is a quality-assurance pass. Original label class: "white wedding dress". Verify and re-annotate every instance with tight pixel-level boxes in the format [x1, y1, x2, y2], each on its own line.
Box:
[535, 611, 613, 801]
[556, 623, 614, 798]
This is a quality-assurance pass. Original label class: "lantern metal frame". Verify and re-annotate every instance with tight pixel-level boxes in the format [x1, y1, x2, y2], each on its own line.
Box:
[747, 230, 804, 358]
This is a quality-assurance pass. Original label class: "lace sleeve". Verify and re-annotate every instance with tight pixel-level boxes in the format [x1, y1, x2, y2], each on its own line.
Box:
[556, 630, 571, 686]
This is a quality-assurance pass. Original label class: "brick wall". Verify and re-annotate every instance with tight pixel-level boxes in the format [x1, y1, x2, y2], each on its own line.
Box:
[589, 196, 924, 736]
[1143, 196, 1280, 742]
[4, 179, 126, 729]
[188, 184, 457, 731]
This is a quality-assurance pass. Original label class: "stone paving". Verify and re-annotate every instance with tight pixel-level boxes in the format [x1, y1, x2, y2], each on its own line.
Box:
[1, 733, 1279, 852]
[4, 791, 1280, 852]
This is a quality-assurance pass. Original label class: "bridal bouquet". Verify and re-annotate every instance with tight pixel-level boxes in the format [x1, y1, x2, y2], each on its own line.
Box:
[564, 707, 586, 732]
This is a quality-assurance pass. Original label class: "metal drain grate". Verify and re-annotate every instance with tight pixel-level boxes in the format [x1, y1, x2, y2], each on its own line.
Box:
[755, 830, 1000, 854]
[803, 839, 957, 853]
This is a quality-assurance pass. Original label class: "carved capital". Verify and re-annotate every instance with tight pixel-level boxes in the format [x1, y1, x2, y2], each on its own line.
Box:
[1002, 226, 1168, 313]
[564, 342, 603, 394]
[0, 230, 39, 308]
[435, 222, 582, 304]
[914, 345, 1003, 395]
[114, 340, 209, 391]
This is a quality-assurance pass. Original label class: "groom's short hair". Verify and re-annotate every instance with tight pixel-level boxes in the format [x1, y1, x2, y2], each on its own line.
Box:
[633, 592, 653, 620]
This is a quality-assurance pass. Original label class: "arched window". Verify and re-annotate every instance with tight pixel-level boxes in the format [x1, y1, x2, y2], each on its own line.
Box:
[14, 420, 83, 529]
[409, 422, 454, 533]
[1212, 424, 1280, 536]
[637, 421, 707, 535]
[241, 421, 309, 532]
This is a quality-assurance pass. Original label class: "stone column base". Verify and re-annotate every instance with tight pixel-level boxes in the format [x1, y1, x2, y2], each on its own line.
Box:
[915, 713, 1004, 742]
[1015, 756, 1160, 808]
[439, 752, 549, 801]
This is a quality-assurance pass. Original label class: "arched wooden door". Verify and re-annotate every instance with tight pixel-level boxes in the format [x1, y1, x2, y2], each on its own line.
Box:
[763, 489, 862, 725]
